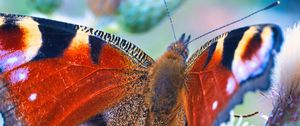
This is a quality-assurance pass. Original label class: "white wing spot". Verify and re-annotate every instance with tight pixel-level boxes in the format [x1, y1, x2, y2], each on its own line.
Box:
[28, 93, 37, 102]
[226, 77, 236, 95]
[18, 73, 26, 80]
[212, 100, 218, 111]
[9, 68, 29, 84]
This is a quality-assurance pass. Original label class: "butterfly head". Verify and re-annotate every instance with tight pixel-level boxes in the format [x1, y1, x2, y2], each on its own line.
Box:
[167, 33, 191, 60]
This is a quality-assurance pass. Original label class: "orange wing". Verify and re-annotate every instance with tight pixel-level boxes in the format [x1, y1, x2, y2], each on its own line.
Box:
[0, 13, 154, 126]
[183, 24, 283, 126]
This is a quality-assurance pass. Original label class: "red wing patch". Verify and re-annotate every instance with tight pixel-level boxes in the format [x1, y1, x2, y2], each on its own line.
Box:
[184, 24, 283, 126]
[0, 14, 152, 126]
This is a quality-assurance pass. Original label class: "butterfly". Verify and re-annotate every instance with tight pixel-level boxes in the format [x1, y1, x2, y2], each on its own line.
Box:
[0, 10, 283, 126]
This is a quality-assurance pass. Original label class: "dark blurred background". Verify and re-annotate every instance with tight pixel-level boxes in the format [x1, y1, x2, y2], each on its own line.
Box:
[0, 0, 299, 125]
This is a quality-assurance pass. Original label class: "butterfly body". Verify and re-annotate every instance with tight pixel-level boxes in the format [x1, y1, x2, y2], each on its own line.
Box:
[0, 13, 283, 126]
[146, 35, 189, 125]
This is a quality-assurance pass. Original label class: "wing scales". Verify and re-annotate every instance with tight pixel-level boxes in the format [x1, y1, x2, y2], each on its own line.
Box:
[184, 24, 283, 126]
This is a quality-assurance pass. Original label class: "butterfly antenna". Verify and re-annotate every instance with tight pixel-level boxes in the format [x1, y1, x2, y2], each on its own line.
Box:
[163, 0, 177, 41]
[186, 1, 280, 45]
[234, 111, 259, 118]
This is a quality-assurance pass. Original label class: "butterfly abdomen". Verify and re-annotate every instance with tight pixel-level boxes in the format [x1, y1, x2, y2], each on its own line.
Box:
[147, 50, 186, 125]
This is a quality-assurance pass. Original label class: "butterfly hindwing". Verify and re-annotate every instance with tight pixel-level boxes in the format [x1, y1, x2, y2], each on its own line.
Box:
[183, 24, 283, 126]
[0, 13, 154, 126]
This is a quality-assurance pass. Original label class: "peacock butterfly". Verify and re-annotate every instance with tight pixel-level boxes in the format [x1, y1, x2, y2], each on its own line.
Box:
[0, 2, 283, 126]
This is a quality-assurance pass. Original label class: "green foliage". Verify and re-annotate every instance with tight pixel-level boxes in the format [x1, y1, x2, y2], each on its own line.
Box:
[28, 0, 62, 14]
[118, 0, 184, 33]
[0, 0, 31, 14]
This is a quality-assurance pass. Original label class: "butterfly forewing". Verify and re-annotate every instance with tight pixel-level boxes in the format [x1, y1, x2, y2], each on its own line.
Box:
[184, 24, 283, 126]
[0, 13, 154, 126]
